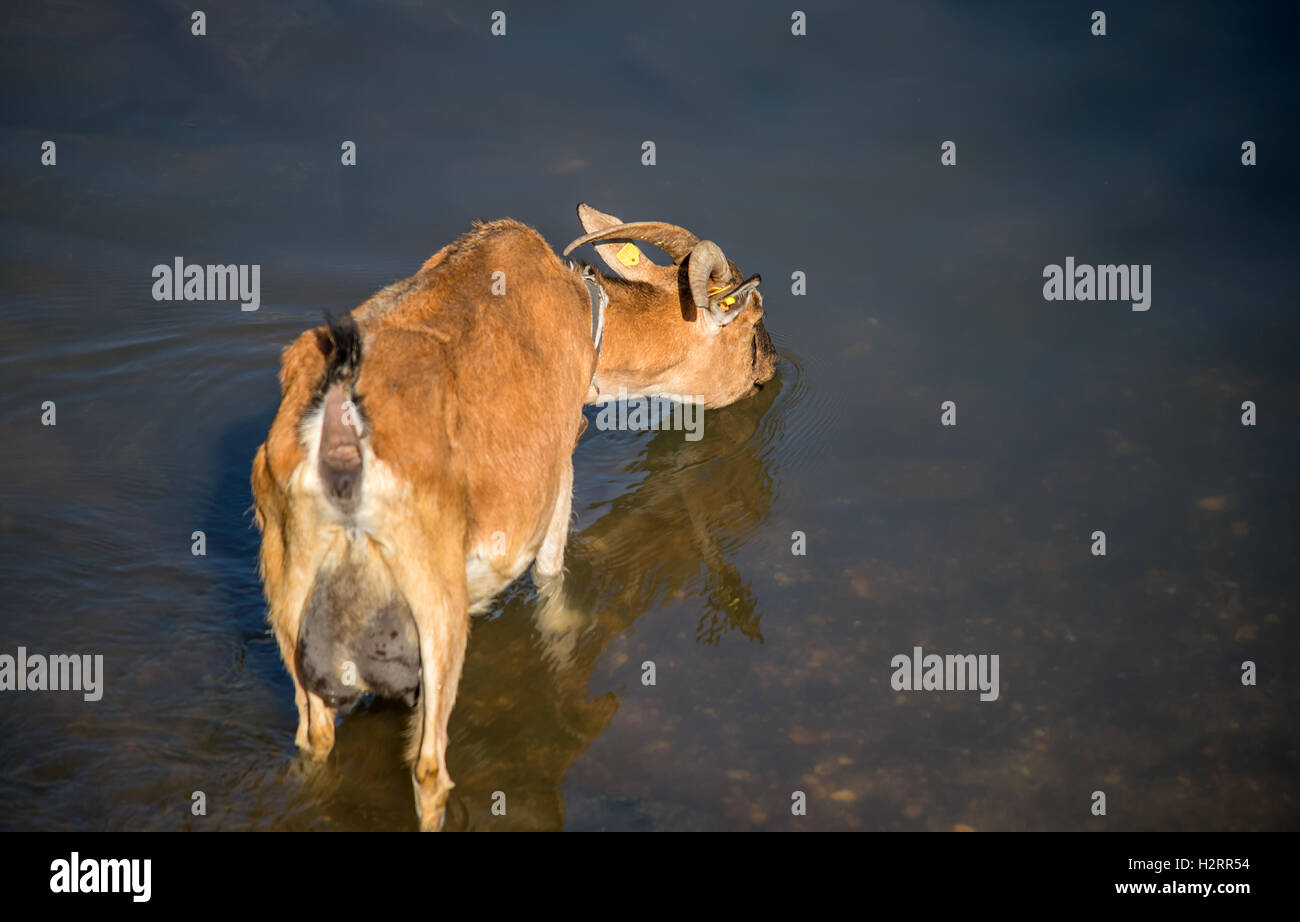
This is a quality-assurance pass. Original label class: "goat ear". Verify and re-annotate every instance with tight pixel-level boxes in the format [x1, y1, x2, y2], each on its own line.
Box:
[703, 274, 761, 329]
[575, 202, 662, 282]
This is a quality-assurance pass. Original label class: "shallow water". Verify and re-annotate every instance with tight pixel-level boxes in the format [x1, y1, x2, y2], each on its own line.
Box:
[1, 0, 1297, 830]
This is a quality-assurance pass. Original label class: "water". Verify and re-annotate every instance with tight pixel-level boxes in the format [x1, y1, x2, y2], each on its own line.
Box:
[1, 0, 1296, 831]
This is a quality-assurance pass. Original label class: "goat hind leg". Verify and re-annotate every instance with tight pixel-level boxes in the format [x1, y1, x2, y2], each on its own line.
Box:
[269, 568, 338, 760]
[386, 519, 469, 832]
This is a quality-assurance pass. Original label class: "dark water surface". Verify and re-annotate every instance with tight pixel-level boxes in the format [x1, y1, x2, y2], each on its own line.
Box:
[1, 1, 1297, 830]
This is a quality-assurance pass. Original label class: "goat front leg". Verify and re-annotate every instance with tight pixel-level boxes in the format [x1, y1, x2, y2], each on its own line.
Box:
[532, 460, 590, 668]
[533, 458, 573, 580]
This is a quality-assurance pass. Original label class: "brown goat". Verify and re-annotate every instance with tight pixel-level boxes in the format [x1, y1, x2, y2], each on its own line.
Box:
[250, 203, 776, 830]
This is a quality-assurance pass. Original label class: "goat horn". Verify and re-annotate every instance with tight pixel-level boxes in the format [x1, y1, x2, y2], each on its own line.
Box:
[562, 222, 700, 263]
[686, 240, 731, 310]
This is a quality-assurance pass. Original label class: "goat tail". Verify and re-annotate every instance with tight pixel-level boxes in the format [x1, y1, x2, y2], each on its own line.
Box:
[315, 314, 365, 512]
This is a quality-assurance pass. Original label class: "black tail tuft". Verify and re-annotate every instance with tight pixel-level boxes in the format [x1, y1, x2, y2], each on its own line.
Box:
[314, 312, 363, 390]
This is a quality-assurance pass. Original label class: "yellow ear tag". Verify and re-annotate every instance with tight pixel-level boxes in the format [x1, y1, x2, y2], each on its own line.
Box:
[616, 243, 641, 267]
[722, 296, 737, 308]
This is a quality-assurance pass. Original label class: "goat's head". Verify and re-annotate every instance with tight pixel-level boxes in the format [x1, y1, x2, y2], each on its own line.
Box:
[564, 203, 777, 408]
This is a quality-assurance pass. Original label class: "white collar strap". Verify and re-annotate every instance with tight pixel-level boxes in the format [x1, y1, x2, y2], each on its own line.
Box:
[571, 262, 607, 391]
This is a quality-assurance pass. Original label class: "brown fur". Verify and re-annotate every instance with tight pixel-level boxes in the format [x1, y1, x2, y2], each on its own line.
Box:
[251, 208, 774, 830]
